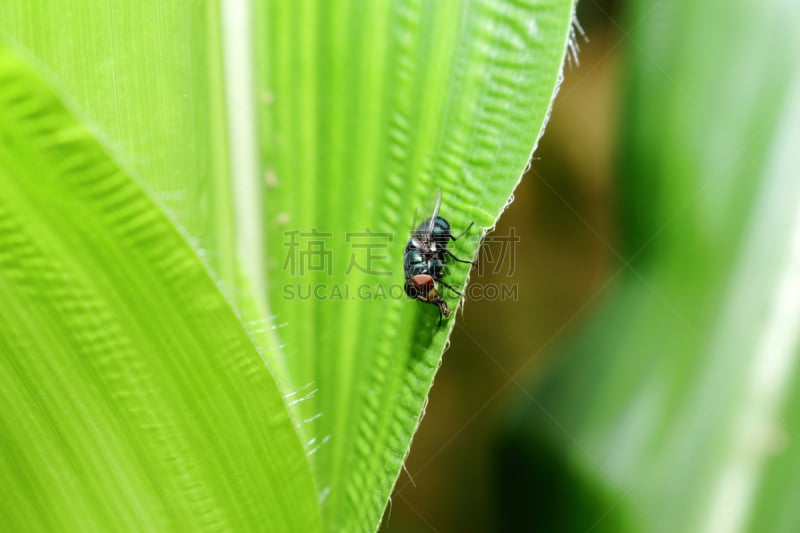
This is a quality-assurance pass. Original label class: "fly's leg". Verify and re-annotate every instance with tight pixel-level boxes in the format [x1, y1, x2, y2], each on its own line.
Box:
[445, 249, 475, 265]
[447, 222, 476, 265]
[438, 279, 464, 297]
[450, 221, 474, 241]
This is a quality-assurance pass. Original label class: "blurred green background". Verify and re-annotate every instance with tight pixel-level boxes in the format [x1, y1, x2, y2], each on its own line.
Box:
[382, 0, 800, 531]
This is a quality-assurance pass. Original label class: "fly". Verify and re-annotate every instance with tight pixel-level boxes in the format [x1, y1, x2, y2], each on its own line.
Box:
[403, 189, 474, 324]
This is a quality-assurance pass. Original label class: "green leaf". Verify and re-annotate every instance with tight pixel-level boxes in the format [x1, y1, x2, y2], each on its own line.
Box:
[0, 0, 236, 283]
[0, 0, 576, 530]
[497, 0, 800, 532]
[0, 47, 321, 532]
[255, 1, 574, 530]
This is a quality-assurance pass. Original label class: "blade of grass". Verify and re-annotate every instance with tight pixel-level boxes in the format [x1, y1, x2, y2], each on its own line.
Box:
[0, 47, 321, 532]
[255, 1, 575, 530]
[0, 0, 236, 285]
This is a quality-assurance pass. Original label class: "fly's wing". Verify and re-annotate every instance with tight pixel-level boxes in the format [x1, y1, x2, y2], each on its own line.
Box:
[425, 188, 443, 236]
[408, 207, 421, 249]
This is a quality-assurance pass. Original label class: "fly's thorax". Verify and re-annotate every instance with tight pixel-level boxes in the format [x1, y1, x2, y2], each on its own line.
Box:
[403, 249, 423, 270]
[404, 249, 435, 279]
[431, 216, 452, 247]
[404, 248, 423, 265]
[410, 231, 435, 251]
[410, 236, 427, 251]
[429, 256, 444, 279]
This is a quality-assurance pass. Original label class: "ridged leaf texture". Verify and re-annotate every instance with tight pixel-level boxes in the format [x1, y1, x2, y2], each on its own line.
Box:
[0, 48, 321, 531]
[0, 1, 574, 531]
